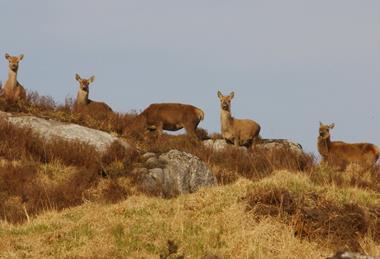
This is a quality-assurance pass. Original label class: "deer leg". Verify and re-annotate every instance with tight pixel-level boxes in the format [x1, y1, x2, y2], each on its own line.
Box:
[156, 122, 164, 138]
[184, 123, 198, 141]
[234, 137, 240, 147]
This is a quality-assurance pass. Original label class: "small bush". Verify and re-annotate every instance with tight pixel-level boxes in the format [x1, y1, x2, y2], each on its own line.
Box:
[102, 141, 138, 167]
[101, 141, 140, 181]
[0, 162, 102, 224]
[102, 180, 130, 203]
[0, 163, 39, 223]
[245, 184, 380, 252]
[26, 91, 56, 111]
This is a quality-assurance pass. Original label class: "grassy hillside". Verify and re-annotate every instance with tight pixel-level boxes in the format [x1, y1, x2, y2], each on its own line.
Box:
[0, 93, 379, 258]
[1, 172, 380, 258]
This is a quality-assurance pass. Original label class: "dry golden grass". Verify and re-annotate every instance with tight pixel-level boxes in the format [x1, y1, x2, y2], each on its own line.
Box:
[1, 172, 380, 258]
[309, 163, 380, 193]
[0, 177, 330, 259]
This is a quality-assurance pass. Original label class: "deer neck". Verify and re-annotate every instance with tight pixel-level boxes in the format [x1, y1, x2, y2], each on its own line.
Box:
[4, 68, 18, 90]
[317, 136, 331, 157]
[220, 109, 234, 132]
[76, 89, 89, 105]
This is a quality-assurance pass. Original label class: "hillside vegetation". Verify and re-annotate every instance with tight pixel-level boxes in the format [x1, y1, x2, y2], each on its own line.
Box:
[0, 93, 379, 258]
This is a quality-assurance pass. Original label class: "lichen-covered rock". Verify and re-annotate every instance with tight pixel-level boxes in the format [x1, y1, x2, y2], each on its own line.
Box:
[141, 152, 157, 161]
[0, 111, 130, 153]
[145, 157, 161, 169]
[254, 138, 303, 154]
[203, 138, 303, 154]
[327, 251, 380, 259]
[203, 139, 247, 152]
[138, 150, 217, 197]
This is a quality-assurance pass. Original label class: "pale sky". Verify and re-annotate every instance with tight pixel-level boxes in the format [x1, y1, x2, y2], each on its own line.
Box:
[1, 1, 379, 153]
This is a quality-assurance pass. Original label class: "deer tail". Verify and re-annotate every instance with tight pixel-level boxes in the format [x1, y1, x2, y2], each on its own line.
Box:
[375, 145, 380, 156]
[196, 108, 204, 121]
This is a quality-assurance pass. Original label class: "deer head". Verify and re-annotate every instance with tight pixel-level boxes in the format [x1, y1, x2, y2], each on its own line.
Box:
[217, 91, 234, 112]
[5, 53, 24, 72]
[75, 73, 95, 92]
[319, 122, 335, 140]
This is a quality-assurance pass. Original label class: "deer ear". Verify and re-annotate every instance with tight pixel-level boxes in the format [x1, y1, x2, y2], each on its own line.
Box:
[217, 91, 223, 99]
[75, 74, 81, 81]
[19, 54, 24, 61]
[230, 91, 235, 99]
[5, 53, 10, 60]
[319, 121, 323, 126]
[329, 123, 335, 129]
[89, 76, 95, 83]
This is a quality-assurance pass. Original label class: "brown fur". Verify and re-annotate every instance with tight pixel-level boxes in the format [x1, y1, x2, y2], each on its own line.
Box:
[2, 53, 26, 102]
[137, 103, 204, 139]
[318, 122, 380, 169]
[217, 91, 261, 147]
[73, 73, 113, 114]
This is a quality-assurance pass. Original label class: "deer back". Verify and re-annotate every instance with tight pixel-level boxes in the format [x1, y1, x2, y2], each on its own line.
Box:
[141, 103, 203, 126]
[327, 141, 379, 166]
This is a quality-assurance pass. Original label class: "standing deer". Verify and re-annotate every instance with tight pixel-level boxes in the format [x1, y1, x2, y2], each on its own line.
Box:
[132, 103, 205, 140]
[217, 91, 261, 147]
[2, 53, 26, 102]
[318, 122, 380, 168]
[74, 73, 113, 113]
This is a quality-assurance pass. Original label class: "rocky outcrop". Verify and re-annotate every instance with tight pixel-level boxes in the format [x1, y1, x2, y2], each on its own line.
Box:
[134, 150, 217, 197]
[203, 139, 247, 152]
[254, 138, 303, 154]
[0, 111, 130, 153]
[203, 138, 303, 154]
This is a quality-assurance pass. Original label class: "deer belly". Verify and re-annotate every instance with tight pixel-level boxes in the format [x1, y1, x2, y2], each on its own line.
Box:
[163, 123, 183, 131]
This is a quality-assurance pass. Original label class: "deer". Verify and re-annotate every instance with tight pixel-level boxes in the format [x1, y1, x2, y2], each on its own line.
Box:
[2, 53, 26, 102]
[73, 73, 113, 114]
[131, 103, 205, 140]
[217, 91, 261, 147]
[318, 122, 380, 169]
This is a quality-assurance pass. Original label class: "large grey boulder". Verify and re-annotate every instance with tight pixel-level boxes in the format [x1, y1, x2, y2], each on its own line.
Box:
[254, 138, 303, 154]
[0, 111, 130, 153]
[136, 149, 217, 197]
[203, 138, 303, 154]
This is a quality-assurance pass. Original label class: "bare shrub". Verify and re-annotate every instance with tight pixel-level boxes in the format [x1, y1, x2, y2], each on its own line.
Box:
[0, 162, 101, 224]
[245, 186, 380, 252]
[0, 117, 101, 168]
[102, 180, 130, 203]
[26, 91, 56, 111]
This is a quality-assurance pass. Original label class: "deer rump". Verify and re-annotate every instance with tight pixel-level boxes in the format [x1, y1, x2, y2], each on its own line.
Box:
[140, 103, 204, 134]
